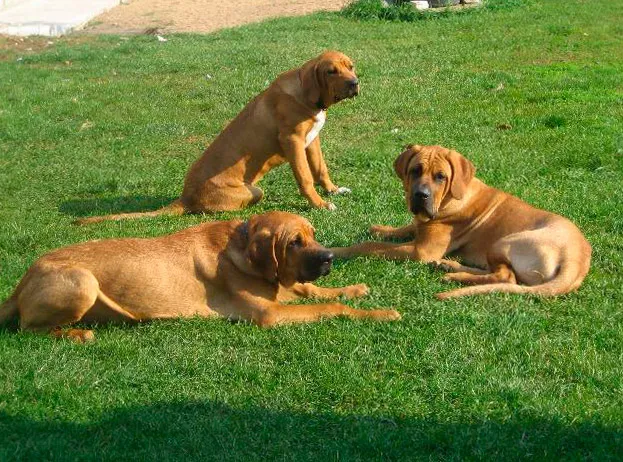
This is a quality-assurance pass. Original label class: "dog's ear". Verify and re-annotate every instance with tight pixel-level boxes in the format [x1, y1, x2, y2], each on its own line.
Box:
[393, 144, 420, 180]
[247, 226, 278, 283]
[447, 150, 475, 200]
[300, 59, 323, 109]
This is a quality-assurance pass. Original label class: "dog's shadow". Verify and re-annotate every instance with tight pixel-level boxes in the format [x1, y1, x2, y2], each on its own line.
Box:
[59, 195, 176, 219]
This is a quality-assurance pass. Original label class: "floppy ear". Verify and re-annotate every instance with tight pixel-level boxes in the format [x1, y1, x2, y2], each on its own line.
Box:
[300, 59, 322, 109]
[393, 144, 420, 180]
[447, 150, 475, 200]
[247, 228, 278, 283]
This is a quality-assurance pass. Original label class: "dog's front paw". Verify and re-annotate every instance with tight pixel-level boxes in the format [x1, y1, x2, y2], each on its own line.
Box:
[341, 283, 369, 299]
[369, 224, 395, 238]
[432, 259, 461, 273]
[329, 186, 351, 195]
[322, 201, 337, 211]
[370, 309, 402, 321]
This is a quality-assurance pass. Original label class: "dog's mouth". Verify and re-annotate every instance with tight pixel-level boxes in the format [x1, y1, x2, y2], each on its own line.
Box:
[409, 201, 437, 221]
[336, 85, 359, 102]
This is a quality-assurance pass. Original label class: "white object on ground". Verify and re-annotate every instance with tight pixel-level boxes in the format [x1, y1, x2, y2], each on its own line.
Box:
[156, 35, 167, 42]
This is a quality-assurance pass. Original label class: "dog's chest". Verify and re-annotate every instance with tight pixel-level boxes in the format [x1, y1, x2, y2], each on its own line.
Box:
[305, 110, 326, 148]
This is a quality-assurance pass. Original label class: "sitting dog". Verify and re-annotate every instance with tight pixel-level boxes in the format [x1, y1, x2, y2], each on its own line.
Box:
[77, 51, 359, 224]
[332, 145, 591, 299]
[0, 212, 400, 341]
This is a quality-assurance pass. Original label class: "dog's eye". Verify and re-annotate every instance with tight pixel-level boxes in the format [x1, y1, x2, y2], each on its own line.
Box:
[327, 68, 338, 75]
[289, 237, 303, 248]
[434, 172, 447, 182]
[411, 165, 423, 177]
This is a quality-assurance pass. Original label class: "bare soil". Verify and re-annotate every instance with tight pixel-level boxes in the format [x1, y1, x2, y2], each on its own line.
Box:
[84, 0, 350, 34]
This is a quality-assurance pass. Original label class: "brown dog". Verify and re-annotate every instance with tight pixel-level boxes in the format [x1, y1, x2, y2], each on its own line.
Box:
[332, 145, 591, 299]
[0, 212, 400, 341]
[77, 51, 359, 225]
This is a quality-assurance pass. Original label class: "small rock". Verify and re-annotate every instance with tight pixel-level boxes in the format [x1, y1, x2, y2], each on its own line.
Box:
[410, 1, 429, 10]
[496, 123, 512, 130]
[80, 120, 94, 131]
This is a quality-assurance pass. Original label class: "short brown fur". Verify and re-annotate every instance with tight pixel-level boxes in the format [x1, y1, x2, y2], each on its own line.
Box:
[332, 145, 592, 299]
[77, 51, 359, 224]
[0, 212, 399, 341]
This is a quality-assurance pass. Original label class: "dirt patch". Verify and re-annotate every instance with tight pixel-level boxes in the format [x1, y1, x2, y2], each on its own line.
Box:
[0, 35, 54, 59]
[83, 0, 350, 35]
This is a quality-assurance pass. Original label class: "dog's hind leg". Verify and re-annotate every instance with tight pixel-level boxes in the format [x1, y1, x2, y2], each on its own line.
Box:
[434, 259, 489, 275]
[198, 184, 264, 211]
[442, 264, 517, 285]
[17, 265, 135, 342]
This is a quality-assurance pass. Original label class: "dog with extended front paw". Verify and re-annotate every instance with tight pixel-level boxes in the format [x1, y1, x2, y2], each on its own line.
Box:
[332, 144, 591, 299]
[1, 211, 400, 342]
[77, 50, 359, 224]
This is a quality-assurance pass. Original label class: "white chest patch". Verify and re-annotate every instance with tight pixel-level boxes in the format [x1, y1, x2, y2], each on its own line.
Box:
[305, 110, 326, 148]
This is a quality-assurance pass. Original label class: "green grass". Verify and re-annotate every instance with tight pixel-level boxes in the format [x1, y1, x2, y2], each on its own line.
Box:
[1, 0, 623, 458]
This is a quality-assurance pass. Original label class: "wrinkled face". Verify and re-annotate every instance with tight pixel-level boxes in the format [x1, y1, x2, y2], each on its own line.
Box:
[301, 51, 359, 109]
[393, 145, 475, 221]
[246, 212, 334, 287]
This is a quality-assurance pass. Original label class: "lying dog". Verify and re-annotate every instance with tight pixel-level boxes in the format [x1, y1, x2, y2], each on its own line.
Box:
[0, 212, 399, 341]
[77, 51, 359, 224]
[332, 145, 591, 299]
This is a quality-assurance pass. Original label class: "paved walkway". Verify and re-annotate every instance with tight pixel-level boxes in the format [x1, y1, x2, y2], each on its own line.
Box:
[0, 0, 119, 36]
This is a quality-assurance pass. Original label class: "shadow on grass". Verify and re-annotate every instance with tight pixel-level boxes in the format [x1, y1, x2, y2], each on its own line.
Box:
[1, 401, 620, 460]
[59, 195, 177, 218]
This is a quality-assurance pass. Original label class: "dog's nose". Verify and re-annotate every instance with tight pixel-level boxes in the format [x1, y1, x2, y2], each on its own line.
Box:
[348, 78, 359, 88]
[414, 190, 430, 200]
[319, 251, 333, 276]
[322, 251, 334, 265]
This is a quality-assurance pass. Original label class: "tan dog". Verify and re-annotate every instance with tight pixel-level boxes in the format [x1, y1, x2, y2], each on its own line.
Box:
[77, 51, 359, 225]
[332, 145, 591, 299]
[0, 212, 399, 341]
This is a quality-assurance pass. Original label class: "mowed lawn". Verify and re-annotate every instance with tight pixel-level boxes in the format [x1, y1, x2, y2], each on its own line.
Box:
[1, 0, 622, 458]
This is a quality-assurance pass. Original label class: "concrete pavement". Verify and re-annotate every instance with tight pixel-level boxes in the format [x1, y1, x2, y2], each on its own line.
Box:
[0, 0, 120, 36]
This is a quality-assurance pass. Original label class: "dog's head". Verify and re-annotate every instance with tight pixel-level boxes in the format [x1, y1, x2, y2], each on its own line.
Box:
[245, 211, 333, 287]
[300, 50, 359, 110]
[393, 144, 475, 221]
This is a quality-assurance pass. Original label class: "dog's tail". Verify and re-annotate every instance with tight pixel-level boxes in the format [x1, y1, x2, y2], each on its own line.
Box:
[0, 296, 18, 326]
[74, 199, 185, 225]
[436, 253, 591, 300]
